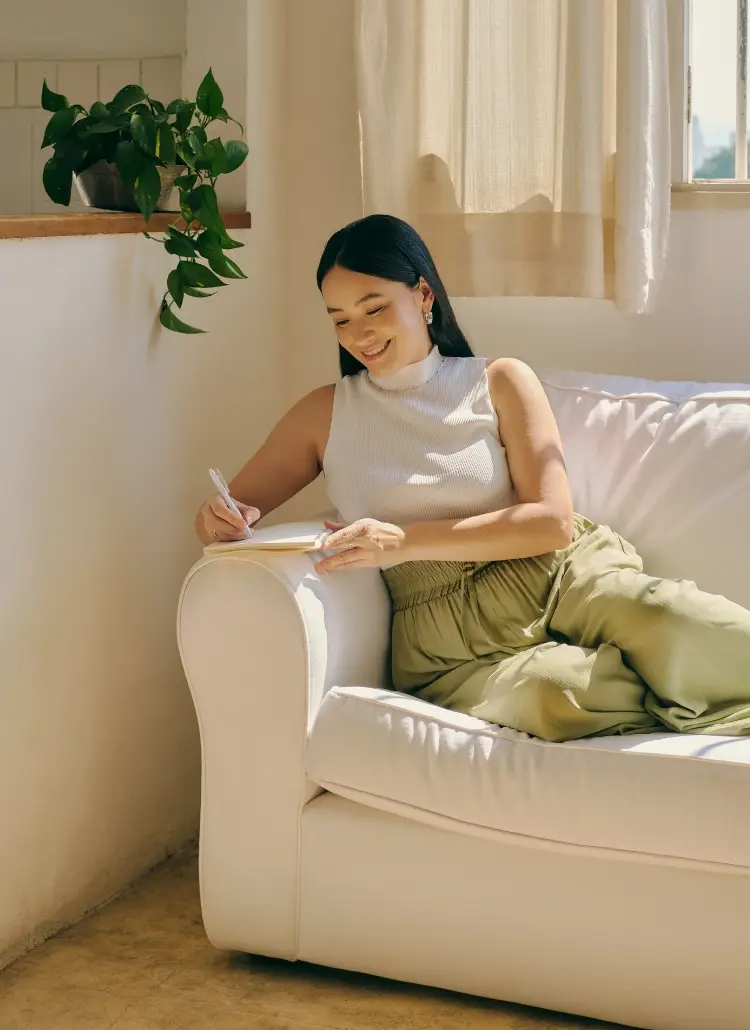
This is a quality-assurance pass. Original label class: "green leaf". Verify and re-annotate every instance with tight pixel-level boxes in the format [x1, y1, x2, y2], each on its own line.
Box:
[159, 301, 205, 334]
[131, 111, 157, 154]
[157, 123, 177, 164]
[193, 139, 218, 173]
[133, 161, 162, 221]
[174, 101, 196, 134]
[213, 108, 229, 123]
[196, 68, 224, 118]
[174, 172, 198, 190]
[182, 284, 215, 298]
[178, 261, 226, 289]
[42, 156, 73, 205]
[110, 84, 147, 113]
[151, 99, 166, 116]
[130, 102, 152, 119]
[186, 184, 224, 233]
[180, 199, 195, 224]
[100, 133, 120, 164]
[176, 141, 196, 170]
[194, 230, 244, 275]
[166, 98, 184, 115]
[186, 130, 206, 164]
[89, 101, 110, 121]
[224, 140, 248, 174]
[206, 250, 246, 280]
[167, 269, 185, 308]
[41, 79, 68, 112]
[194, 229, 221, 258]
[41, 107, 78, 148]
[54, 136, 87, 167]
[164, 229, 199, 258]
[82, 120, 122, 135]
[219, 233, 245, 250]
[114, 140, 143, 185]
[207, 139, 228, 175]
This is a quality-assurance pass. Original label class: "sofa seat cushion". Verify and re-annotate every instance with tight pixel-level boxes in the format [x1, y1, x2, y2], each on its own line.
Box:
[306, 686, 750, 870]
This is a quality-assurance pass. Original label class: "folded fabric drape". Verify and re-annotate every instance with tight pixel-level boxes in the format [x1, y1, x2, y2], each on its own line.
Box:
[356, 0, 671, 312]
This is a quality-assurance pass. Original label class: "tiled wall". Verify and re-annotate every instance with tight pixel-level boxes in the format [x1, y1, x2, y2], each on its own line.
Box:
[0, 55, 182, 214]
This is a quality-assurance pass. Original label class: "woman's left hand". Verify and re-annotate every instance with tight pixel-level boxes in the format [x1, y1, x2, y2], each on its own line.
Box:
[316, 518, 406, 573]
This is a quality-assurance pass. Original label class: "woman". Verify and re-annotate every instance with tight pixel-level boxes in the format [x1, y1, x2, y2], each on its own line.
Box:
[195, 214, 750, 742]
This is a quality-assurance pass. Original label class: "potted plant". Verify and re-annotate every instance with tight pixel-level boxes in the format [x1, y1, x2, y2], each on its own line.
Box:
[40, 69, 248, 334]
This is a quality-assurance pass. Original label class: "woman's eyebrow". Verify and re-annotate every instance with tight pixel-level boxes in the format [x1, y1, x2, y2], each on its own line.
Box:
[326, 292, 385, 314]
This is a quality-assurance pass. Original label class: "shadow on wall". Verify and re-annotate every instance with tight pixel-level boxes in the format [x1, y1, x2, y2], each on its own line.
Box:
[407, 153, 613, 300]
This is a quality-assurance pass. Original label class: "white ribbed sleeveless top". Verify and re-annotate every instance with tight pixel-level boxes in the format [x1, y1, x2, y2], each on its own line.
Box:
[322, 347, 517, 525]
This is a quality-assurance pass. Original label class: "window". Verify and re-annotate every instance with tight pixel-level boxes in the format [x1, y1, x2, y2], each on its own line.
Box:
[685, 0, 749, 182]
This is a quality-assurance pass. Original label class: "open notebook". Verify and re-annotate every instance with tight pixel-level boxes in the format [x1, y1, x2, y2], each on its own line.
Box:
[203, 521, 332, 556]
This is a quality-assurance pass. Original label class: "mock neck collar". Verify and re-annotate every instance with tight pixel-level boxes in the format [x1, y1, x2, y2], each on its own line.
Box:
[367, 346, 444, 392]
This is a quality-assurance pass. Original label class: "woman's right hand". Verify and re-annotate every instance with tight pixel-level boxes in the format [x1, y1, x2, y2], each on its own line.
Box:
[195, 493, 261, 545]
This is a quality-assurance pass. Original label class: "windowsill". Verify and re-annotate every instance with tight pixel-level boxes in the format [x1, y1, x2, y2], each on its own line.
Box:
[671, 183, 750, 210]
[0, 210, 252, 241]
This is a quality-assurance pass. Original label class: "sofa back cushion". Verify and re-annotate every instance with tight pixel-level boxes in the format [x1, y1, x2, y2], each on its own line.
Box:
[539, 369, 750, 609]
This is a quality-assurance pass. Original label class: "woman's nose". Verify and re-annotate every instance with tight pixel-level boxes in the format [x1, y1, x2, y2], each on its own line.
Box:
[347, 321, 377, 347]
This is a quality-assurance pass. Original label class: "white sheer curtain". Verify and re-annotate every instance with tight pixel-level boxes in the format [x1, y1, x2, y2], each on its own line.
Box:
[355, 0, 670, 311]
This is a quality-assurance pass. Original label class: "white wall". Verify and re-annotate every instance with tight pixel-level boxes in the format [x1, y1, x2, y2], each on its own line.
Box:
[453, 209, 750, 384]
[0, 0, 187, 59]
[184, 0, 247, 210]
[0, 0, 283, 969]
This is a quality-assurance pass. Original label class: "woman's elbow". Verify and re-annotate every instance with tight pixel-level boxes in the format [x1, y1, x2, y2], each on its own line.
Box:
[539, 502, 572, 552]
[550, 507, 575, 549]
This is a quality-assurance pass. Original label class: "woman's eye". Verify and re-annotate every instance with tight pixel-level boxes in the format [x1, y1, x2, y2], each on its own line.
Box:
[334, 306, 383, 328]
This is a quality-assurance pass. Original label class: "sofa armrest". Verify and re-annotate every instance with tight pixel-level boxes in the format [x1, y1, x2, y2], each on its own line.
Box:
[177, 532, 391, 957]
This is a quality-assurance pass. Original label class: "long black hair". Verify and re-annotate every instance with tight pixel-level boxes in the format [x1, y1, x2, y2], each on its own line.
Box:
[316, 214, 474, 377]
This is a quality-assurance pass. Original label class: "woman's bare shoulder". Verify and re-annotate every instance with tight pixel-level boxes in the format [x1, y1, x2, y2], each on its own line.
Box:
[294, 383, 336, 463]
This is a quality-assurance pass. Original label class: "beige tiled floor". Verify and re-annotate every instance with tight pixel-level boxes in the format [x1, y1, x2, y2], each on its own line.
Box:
[0, 846, 621, 1030]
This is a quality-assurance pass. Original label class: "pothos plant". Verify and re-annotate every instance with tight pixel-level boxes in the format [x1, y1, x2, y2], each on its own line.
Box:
[40, 69, 249, 334]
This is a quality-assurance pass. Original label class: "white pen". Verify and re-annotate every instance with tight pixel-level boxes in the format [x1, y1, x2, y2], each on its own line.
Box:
[209, 468, 252, 538]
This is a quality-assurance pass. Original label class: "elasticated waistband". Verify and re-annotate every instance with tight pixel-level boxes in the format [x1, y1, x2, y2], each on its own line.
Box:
[382, 560, 494, 611]
[381, 514, 593, 612]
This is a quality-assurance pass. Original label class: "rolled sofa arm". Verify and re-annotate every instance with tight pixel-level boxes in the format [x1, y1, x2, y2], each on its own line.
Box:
[177, 533, 391, 958]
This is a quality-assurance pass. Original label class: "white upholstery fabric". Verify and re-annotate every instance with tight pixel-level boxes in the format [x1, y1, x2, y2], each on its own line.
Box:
[299, 793, 750, 1030]
[177, 553, 390, 956]
[540, 369, 750, 608]
[308, 686, 750, 870]
[177, 367, 750, 1030]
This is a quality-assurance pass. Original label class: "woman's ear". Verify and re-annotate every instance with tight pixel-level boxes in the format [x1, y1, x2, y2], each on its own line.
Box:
[418, 276, 435, 312]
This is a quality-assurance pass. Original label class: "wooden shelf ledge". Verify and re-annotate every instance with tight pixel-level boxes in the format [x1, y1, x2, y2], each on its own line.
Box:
[0, 211, 251, 241]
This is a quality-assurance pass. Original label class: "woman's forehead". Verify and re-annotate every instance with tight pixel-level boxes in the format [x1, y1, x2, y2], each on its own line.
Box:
[321, 267, 404, 304]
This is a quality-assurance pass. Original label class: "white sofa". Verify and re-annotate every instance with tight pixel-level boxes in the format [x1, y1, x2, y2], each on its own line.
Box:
[177, 368, 750, 1030]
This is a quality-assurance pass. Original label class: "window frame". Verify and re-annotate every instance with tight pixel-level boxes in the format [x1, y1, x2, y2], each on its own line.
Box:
[671, 0, 750, 202]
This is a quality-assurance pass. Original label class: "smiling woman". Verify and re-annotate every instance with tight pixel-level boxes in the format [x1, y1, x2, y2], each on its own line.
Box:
[195, 212, 750, 745]
[316, 213, 474, 376]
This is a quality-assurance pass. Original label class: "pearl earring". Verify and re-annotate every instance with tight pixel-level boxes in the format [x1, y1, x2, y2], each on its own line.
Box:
[425, 310, 434, 325]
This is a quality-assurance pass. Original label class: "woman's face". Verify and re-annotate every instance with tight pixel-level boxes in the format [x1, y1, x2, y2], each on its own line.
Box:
[321, 266, 434, 374]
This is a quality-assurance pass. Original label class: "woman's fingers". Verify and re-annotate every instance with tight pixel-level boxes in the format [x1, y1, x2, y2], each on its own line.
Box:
[205, 517, 249, 542]
[208, 493, 246, 531]
[238, 501, 261, 526]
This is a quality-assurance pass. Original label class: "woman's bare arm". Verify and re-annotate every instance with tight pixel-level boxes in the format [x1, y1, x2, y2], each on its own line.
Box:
[227, 384, 335, 521]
